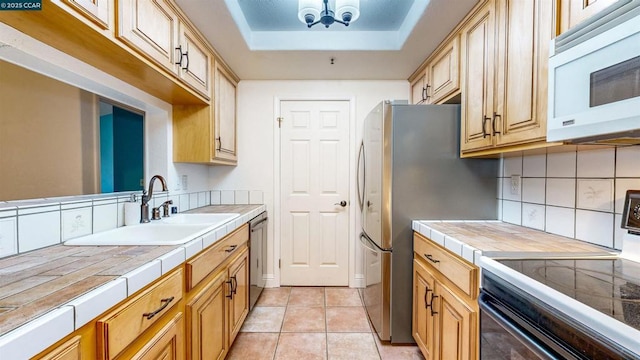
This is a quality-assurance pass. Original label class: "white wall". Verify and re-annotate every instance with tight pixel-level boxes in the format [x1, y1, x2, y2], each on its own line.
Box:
[209, 80, 409, 287]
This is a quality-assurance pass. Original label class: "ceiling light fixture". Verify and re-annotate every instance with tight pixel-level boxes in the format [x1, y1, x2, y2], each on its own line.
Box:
[298, 0, 360, 28]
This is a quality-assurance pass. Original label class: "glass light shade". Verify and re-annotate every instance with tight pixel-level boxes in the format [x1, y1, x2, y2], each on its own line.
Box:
[298, 0, 322, 24]
[336, 0, 360, 22]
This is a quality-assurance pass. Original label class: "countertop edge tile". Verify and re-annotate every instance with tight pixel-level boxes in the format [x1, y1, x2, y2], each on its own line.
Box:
[184, 237, 204, 260]
[67, 277, 127, 329]
[159, 247, 186, 275]
[0, 306, 74, 359]
[429, 230, 445, 246]
[123, 260, 162, 296]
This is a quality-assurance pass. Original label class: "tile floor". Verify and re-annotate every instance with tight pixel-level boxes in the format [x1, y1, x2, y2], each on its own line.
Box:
[228, 287, 425, 360]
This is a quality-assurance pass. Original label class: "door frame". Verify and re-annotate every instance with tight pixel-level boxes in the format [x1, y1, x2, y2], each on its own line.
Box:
[273, 96, 357, 288]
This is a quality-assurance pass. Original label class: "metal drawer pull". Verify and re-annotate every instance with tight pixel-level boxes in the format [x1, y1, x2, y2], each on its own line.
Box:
[225, 245, 238, 253]
[142, 296, 174, 320]
[231, 276, 238, 295]
[424, 254, 440, 263]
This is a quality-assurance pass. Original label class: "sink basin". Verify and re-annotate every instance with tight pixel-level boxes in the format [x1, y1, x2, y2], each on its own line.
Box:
[160, 213, 239, 225]
[64, 223, 212, 246]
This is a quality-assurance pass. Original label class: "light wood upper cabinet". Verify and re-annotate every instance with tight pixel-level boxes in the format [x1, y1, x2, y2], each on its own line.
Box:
[60, 0, 110, 29]
[460, 0, 496, 152]
[494, 0, 552, 146]
[460, 0, 555, 155]
[117, 0, 178, 74]
[559, 0, 618, 33]
[411, 72, 428, 104]
[427, 35, 460, 104]
[214, 62, 238, 163]
[409, 35, 460, 105]
[177, 23, 211, 98]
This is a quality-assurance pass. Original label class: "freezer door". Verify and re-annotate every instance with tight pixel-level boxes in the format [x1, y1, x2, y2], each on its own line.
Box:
[359, 233, 391, 341]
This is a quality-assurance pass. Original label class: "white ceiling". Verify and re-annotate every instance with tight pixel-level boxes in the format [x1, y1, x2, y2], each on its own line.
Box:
[173, 0, 478, 80]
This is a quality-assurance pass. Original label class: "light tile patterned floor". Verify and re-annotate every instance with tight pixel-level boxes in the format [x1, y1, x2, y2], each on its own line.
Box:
[228, 287, 425, 360]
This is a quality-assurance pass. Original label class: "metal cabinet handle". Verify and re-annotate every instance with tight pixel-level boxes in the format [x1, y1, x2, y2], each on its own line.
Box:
[424, 254, 440, 264]
[430, 294, 439, 316]
[225, 245, 238, 253]
[231, 276, 238, 295]
[225, 279, 234, 299]
[182, 49, 189, 70]
[424, 286, 432, 309]
[482, 115, 491, 138]
[175, 45, 183, 66]
[335, 200, 347, 207]
[142, 296, 174, 320]
[492, 112, 501, 136]
[425, 84, 431, 100]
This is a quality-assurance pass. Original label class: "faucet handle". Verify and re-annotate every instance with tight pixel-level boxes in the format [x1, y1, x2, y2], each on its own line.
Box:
[151, 207, 161, 220]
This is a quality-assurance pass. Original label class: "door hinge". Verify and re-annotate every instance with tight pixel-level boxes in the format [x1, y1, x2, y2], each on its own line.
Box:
[277, 117, 283, 128]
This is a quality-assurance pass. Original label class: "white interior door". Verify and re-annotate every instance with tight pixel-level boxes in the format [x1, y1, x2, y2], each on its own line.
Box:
[280, 100, 350, 286]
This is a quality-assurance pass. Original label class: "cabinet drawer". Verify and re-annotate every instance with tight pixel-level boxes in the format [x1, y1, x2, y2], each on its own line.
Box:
[186, 224, 248, 291]
[414, 233, 477, 298]
[97, 269, 183, 360]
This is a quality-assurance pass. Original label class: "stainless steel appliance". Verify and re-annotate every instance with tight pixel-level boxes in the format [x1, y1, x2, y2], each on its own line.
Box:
[249, 211, 267, 310]
[479, 190, 640, 359]
[548, 0, 640, 144]
[357, 101, 498, 343]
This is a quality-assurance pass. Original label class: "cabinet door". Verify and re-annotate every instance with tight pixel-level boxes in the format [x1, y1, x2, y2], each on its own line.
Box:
[60, 0, 110, 29]
[214, 63, 238, 163]
[227, 249, 249, 345]
[130, 313, 184, 360]
[186, 271, 228, 360]
[559, 0, 617, 33]
[177, 23, 211, 98]
[117, 0, 178, 74]
[410, 71, 427, 104]
[427, 35, 460, 104]
[460, 0, 496, 153]
[413, 260, 436, 360]
[39, 336, 81, 360]
[494, 0, 553, 146]
[434, 284, 476, 360]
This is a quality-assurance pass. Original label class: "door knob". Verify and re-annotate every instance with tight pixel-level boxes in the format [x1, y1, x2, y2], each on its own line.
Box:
[335, 200, 347, 207]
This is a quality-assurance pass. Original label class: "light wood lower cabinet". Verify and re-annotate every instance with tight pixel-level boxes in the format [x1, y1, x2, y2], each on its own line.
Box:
[130, 313, 184, 360]
[38, 336, 82, 360]
[413, 232, 478, 360]
[185, 224, 250, 359]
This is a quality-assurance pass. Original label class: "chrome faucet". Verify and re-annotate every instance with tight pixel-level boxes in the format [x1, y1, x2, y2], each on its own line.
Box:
[141, 175, 168, 223]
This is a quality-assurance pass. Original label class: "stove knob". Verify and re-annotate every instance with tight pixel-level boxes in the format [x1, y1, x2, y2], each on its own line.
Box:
[633, 204, 640, 220]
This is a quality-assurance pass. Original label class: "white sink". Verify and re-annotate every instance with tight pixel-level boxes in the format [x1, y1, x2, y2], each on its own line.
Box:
[64, 223, 212, 246]
[160, 213, 239, 225]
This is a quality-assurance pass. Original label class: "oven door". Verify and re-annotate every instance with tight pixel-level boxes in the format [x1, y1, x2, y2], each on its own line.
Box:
[480, 291, 564, 360]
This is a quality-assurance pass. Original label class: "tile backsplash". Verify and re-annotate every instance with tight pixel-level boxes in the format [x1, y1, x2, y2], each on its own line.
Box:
[498, 146, 640, 250]
[0, 189, 264, 259]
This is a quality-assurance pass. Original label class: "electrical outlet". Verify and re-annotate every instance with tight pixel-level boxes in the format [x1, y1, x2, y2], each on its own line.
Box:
[181, 175, 188, 190]
[510, 175, 521, 196]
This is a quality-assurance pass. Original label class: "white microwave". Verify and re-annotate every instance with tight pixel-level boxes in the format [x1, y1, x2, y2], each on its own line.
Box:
[548, 0, 640, 144]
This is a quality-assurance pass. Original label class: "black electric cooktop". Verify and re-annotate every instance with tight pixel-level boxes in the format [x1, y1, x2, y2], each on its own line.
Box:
[498, 257, 640, 331]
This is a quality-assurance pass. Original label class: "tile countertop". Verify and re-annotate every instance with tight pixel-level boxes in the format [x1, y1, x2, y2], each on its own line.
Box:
[0, 204, 265, 359]
[412, 220, 617, 265]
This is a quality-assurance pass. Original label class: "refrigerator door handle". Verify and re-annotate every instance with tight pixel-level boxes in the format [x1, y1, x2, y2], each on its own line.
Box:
[360, 231, 392, 253]
[359, 232, 378, 253]
[356, 141, 366, 211]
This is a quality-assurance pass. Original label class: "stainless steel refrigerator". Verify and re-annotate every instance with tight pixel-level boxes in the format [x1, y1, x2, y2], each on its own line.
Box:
[357, 101, 498, 344]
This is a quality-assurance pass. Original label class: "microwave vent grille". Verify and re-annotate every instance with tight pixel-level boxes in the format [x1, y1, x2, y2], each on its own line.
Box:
[555, 0, 640, 54]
